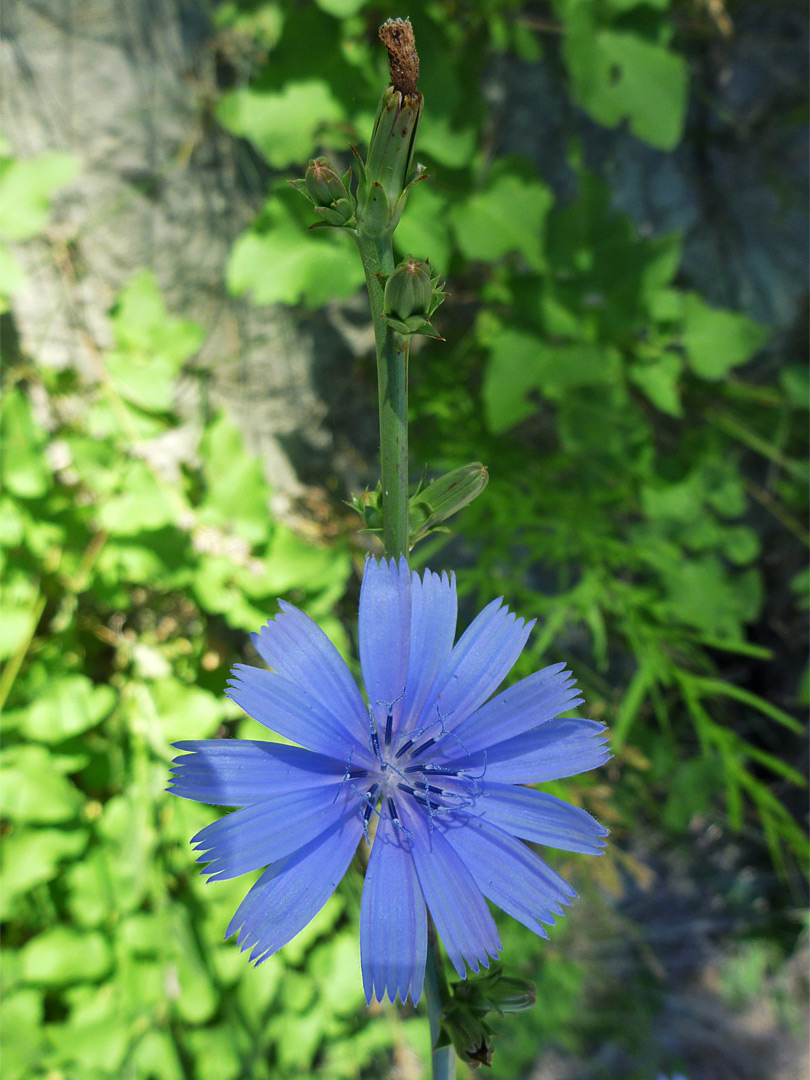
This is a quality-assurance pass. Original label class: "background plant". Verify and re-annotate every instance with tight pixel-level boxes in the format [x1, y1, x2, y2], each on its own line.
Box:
[2, 1, 807, 1078]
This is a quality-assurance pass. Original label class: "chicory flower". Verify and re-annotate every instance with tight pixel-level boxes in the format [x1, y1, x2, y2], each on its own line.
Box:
[169, 557, 609, 1004]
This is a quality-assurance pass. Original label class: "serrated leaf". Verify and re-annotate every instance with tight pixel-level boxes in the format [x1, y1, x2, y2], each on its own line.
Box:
[106, 272, 204, 411]
[394, 183, 452, 276]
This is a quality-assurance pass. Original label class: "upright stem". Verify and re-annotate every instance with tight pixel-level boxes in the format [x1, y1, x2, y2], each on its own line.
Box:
[355, 231, 410, 560]
[425, 920, 455, 1080]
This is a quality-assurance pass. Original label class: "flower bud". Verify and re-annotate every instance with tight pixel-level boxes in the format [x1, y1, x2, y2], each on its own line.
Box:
[354, 86, 425, 238]
[408, 463, 489, 544]
[289, 157, 355, 228]
[382, 256, 445, 337]
[305, 157, 348, 207]
[350, 488, 383, 534]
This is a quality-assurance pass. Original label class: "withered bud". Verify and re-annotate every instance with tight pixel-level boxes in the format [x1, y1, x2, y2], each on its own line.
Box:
[379, 18, 419, 96]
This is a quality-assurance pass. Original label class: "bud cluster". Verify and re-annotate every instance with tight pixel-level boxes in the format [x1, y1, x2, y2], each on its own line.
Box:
[351, 462, 487, 547]
[436, 965, 537, 1070]
[289, 83, 425, 240]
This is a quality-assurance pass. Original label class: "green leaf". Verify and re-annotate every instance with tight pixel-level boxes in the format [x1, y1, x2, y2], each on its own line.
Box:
[185, 1026, 243, 1080]
[151, 678, 227, 742]
[314, 0, 366, 14]
[482, 327, 619, 433]
[0, 385, 51, 498]
[0, 152, 79, 241]
[418, 113, 478, 169]
[394, 183, 453, 276]
[216, 81, 345, 169]
[106, 271, 205, 411]
[19, 674, 116, 742]
[564, 21, 688, 150]
[96, 460, 178, 534]
[628, 353, 683, 416]
[0, 570, 40, 663]
[199, 414, 272, 545]
[0, 242, 27, 303]
[227, 193, 364, 307]
[64, 850, 119, 929]
[1, 828, 87, 916]
[1, 990, 45, 1080]
[660, 556, 762, 639]
[0, 746, 84, 823]
[20, 927, 112, 985]
[451, 168, 553, 271]
[170, 908, 219, 1024]
[682, 293, 770, 379]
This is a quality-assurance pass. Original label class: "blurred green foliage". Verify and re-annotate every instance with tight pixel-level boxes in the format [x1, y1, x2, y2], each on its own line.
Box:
[2, 1, 807, 1078]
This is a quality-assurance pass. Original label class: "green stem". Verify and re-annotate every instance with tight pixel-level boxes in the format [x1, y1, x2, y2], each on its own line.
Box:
[355, 231, 410, 561]
[425, 919, 454, 1080]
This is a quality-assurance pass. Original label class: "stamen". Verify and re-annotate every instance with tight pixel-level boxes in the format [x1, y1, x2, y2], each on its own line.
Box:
[394, 738, 413, 760]
[410, 736, 436, 759]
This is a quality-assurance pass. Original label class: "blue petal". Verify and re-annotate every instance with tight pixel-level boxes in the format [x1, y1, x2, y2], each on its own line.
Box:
[191, 782, 357, 881]
[450, 664, 583, 756]
[444, 814, 576, 936]
[470, 783, 608, 854]
[446, 718, 610, 784]
[169, 740, 349, 806]
[226, 810, 362, 964]
[400, 801, 501, 979]
[360, 815, 427, 1005]
[415, 599, 534, 737]
[251, 600, 368, 742]
[386, 567, 458, 747]
[227, 666, 373, 764]
[359, 556, 412, 732]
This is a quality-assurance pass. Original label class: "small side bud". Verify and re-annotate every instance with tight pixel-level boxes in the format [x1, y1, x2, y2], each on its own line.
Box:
[349, 487, 383, 534]
[289, 157, 355, 228]
[408, 462, 489, 545]
[382, 255, 446, 337]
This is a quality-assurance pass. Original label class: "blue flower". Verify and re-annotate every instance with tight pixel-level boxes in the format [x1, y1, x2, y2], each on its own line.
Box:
[170, 557, 609, 1005]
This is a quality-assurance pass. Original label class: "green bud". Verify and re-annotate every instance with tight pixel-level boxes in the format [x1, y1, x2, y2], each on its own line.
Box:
[355, 86, 424, 238]
[436, 964, 537, 1070]
[289, 157, 355, 228]
[349, 488, 383, 533]
[455, 964, 536, 1016]
[409, 462, 489, 544]
[382, 255, 446, 337]
[438, 1004, 494, 1070]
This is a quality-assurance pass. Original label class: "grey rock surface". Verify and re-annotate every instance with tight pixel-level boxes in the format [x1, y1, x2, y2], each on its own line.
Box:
[2, 0, 337, 511]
